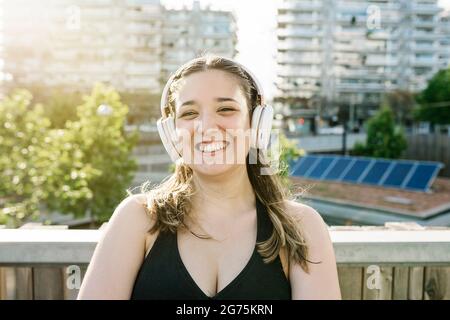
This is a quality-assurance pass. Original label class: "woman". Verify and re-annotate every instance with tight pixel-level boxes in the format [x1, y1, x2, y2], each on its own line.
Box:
[78, 55, 341, 300]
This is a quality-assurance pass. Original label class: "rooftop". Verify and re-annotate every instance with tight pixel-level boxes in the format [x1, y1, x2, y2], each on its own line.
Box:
[290, 177, 450, 225]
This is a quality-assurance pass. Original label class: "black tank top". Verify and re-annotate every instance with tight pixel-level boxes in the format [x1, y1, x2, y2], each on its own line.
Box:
[130, 197, 291, 300]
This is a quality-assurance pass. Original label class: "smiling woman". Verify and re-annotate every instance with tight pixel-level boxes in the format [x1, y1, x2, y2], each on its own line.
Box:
[77, 54, 341, 300]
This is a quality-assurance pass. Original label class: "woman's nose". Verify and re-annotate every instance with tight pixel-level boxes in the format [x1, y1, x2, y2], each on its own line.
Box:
[195, 111, 218, 133]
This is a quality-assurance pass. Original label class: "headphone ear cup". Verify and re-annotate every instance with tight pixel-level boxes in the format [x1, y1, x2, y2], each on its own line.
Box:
[257, 105, 274, 150]
[157, 116, 181, 163]
[165, 115, 180, 150]
[250, 105, 263, 149]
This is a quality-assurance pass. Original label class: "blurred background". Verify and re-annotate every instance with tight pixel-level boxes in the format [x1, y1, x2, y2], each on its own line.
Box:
[1, 0, 450, 301]
[0, 0, 450, 227]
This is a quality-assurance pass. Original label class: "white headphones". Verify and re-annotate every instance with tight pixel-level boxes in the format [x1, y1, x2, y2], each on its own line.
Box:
[156, 57, 274, 163]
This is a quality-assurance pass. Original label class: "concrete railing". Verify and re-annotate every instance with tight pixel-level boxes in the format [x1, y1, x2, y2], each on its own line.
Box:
[1, 222, 450, 300]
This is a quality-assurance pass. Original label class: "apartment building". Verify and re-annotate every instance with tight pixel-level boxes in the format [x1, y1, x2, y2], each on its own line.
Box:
[0, 0, 236, 96]
[439, 10, 450, 69]
[276, 0, 450, 122]
[0, 0, 163, 94]
[161, 0, 237, 81]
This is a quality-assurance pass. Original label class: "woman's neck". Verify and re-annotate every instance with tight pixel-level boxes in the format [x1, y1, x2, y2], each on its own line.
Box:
[190, 165, 255, 222]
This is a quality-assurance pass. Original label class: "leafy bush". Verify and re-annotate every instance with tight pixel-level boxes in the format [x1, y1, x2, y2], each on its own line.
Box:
[352, 104, 407, 159]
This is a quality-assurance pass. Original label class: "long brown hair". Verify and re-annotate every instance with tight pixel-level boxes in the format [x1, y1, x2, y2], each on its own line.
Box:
[131, 54, 312, 273]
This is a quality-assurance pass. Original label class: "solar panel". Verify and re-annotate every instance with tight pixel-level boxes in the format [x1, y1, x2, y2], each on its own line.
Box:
[289, 154, 443, 192]
[382, 162, 414, 188]
[404, 163, 442, 191]
[341, 159, 371, 182]
[361, 160, 392, 185]
[324, 158, 352, 180]
[308, 157, 336, 179]
[290, 156, 319, 176]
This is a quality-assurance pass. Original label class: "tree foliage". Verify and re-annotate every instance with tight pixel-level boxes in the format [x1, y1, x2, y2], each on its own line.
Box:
[0, 83, 139, 226]
[352, 104, 407, 159]
[385, 90, 416, 124]
[414, 68, 450, 125]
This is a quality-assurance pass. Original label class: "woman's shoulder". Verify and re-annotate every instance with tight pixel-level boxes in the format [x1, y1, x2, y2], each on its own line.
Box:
[108, 193, 156, 232]
[283, 199, 330, 238]
[77, 193, 156, 299]
[283, 199, 325, 223]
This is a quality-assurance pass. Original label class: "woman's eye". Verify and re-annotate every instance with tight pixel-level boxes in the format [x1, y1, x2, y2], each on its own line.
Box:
[219, 107, 235, 112]
[181, 112, 196, 117]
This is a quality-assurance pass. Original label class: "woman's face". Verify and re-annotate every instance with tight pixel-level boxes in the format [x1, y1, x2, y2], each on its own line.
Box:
[174, 69, 251, 176]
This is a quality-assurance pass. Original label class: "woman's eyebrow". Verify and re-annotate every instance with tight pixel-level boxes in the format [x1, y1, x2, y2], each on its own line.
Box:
[179, 100, 196, 108]
[215, 97, 239, 104]
[179, 97, 239, 108]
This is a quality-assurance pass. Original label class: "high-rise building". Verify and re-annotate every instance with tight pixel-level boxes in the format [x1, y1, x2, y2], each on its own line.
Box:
[439, 10, 450, 69]
[0, 0, 163, 94]
[0, 0, 236, 96]
[276, 0, 449, 123]
[161, 0, 237, 82]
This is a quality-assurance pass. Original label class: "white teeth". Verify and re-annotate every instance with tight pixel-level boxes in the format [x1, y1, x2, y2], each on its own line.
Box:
[199, 142, 227, 153]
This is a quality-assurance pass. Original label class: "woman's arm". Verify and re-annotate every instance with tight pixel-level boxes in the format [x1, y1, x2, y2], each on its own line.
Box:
[77, 194, 154, 299]
[285, 201, 342, 300]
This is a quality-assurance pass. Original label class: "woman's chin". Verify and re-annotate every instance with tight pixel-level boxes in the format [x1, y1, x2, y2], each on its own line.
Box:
[191, 162, 233, 176]
[183, 147, 248, 175]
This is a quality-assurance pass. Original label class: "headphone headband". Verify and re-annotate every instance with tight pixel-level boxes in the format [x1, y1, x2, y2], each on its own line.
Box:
[159, 57, 265, 118]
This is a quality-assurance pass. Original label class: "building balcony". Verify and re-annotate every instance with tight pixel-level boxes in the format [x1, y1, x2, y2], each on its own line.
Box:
[124, 10, 162, 21]
[411, 43, 439, 52]
[412, 18, 437, 28]
[1, 223, 450, 300]
[365, 57, 399, 67]
[125, 23, 160, 35]
[278, 54, 322, 65]
[337, 69, 392, 78]
[411, 4, 441, 14]
[278, 41, 321, 51]
[277, 67, 321, 78]
[276, 83, 319, 95]
[277, 28, 323, 38]
[336, 81, 386, 92]
[277, 14, 323, 24]
[278, 1, 323, 11]
[412, 31, 439, 39]
[411, 57, 437, 66]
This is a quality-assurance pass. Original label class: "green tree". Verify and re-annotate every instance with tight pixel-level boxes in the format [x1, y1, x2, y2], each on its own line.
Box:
[0, 90, 95, 226]
[41, 90, 81, 129]
[385, 89, 416, 125]
[414, 67, 450, 125]
[9, 84, 82, 129]
[352, 104, 407, 159]
[0, 84, 140, 226]
[60, 83, 140, 222]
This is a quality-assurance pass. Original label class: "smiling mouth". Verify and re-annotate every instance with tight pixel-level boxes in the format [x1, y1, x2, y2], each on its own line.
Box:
[195, 141, 230, 154]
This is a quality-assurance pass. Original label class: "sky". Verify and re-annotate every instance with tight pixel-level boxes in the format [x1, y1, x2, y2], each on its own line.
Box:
[440, 0, 450, 9]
